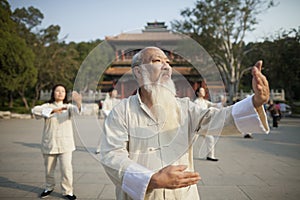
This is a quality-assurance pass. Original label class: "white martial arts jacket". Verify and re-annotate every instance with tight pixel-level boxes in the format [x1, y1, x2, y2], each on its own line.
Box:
[100, 92, 269, 200]
[32, 102, 80, 154]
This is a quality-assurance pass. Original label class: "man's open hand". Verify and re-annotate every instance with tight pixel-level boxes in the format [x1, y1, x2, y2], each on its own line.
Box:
[252, 60, 270, 108]
[147, 165, 201, 191]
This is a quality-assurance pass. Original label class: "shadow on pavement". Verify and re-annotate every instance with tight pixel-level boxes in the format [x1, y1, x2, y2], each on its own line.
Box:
[0, 176, 62, 198]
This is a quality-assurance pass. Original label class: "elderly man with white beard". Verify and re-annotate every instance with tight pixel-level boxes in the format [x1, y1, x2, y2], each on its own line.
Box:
[100, 47, 270, 200]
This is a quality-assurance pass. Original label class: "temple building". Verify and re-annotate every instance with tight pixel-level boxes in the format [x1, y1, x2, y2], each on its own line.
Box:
[100, 21, 208, 99]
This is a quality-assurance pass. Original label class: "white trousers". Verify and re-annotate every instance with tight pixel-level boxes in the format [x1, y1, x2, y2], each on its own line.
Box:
[43, 152, 73, 195]
[197, 135, 216, 158]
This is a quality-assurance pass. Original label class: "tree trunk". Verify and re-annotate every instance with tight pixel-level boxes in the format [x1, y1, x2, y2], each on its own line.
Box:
[22, 96, 29, 110]
[18, 91, 29, 110]
[8, 92, 13, 108]
[228, 82, 235, 104]
[31, 85, 41, 107]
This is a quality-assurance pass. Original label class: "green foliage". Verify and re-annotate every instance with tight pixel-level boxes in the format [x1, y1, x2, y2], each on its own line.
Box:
[244, 28, 300, 101]
[0, 105, 31, 114]
[1, 0, 299, 114]
[291, 103, 300, 114]
[171, 0, 275, 103]
[11, 6, 43, 31]
[0, 0, 37, 107]
[74, 41, 113, 92]
[0, 0, 14, 32]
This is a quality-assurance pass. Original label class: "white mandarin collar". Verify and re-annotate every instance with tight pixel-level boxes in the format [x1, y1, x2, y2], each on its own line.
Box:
[54, 101, 64, 106]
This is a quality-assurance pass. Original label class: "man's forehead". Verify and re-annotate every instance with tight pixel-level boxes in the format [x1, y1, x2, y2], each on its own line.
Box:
[142, 48, 168, 61]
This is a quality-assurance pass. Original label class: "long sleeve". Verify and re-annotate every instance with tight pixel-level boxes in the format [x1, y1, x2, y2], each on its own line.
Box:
[232, 95, 269, 133]
[100, 99, 155, 200]
[67, 103, 82, 116]
[31, 103, 53, 119]
[122, 164, 154, 200]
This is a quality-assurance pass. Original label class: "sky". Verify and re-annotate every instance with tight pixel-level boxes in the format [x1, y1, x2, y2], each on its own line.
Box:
[7, 0, 300, 44]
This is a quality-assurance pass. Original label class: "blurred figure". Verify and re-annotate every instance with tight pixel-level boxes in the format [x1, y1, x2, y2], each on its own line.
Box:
[268, 100, 281, 128]
[95, 88, 121, 154]
[194, 87, 226, 161]
[102, 88, 121, 117]
[32, 84, 81, 200]
[279, 102, 292, 117]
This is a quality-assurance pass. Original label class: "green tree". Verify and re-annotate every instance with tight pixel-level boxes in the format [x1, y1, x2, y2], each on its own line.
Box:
[0, 0, 36, 109]
[11, 5, 52, 105]
[73, 41, 113, 93]
[11, 5, 80, 105]
[31, 25, 80, 105]
[172, 0, 275, 103]
[244, 27, 300, 101]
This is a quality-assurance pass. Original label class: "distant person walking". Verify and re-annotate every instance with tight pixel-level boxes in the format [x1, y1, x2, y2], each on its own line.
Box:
[268, 100, 281, 128]
[32, 84, 82, 200]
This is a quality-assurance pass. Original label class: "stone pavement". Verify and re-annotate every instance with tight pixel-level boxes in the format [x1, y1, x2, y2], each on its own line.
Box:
[0, 116, 299, 200]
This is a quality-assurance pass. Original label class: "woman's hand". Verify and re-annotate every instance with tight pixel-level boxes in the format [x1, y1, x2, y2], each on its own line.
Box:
[51, 107, 67, 114]
[72, 91, 82, 109]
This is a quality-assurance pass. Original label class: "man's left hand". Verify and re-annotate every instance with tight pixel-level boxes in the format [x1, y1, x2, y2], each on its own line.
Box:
[252, 60, 270, 108]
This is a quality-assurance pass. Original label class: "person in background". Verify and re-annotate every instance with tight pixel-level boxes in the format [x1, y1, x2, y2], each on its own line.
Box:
[101, 88, 121, 117]
[194, 87, 226, 161]
[95, 88, 121, 154]
[275, 101, 282, 119]
[268, 99, 281, 128]
[32, 84, 82, 200]
[100, 47, 270, 200]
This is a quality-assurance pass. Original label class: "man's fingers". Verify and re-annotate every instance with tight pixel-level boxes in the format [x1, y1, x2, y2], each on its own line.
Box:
[181, 172, 201, 183]
[183, 171, 200, 178]
[259, 73, 269, 87]
[252, 60, 267, 88]
[253, 66, 268, 88]
[255, 60, 263, 71]
[160, 165, 201, 189]
[172, 165, 188, 172]
[175, 172, 201, 188]
[252, 60, 263, 77]
[251, 60, 270, 107]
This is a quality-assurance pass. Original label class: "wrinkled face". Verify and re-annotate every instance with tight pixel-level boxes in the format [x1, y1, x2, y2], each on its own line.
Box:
[139, 47, 172, 84]
[54, 86, 66, 102]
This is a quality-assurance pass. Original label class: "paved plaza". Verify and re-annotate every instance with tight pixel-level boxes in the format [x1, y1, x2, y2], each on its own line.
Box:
[0, 116, 299, 200]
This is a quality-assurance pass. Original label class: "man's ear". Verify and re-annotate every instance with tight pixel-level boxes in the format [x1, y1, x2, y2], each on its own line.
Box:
[133, 67, 142, 79]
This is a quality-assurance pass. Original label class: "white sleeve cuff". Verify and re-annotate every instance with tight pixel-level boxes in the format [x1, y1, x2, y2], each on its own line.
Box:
[103, 110, 111, 117]
[216, 102, 223, 108]
[122, 163, 154, 200]
[41, 107, 53, 118]
[232, 95, 269, 134]
[68, 104, 82, 115]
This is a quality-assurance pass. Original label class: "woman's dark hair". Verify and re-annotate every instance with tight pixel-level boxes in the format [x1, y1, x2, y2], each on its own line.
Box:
[195, 87, 201, 97]
[107, 87, 114, 93]
[48, 84, 68, 103]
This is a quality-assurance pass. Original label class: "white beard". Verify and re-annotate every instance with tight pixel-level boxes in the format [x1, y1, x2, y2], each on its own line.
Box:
[140, 66, 180, 132]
